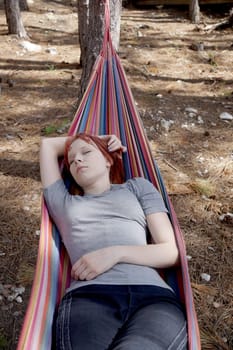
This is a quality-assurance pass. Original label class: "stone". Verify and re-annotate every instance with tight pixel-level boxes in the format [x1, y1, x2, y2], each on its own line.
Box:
[201, 273, 211, 282]
[219, 112, 233, 121]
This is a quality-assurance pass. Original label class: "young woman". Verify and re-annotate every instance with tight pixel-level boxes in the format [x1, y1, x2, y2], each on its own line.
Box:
[40, 133, 187, 350]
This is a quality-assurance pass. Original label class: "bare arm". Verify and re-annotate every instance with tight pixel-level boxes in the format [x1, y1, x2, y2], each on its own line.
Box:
[40, 135, 126, 189]
[116, 212, 179, 268]
[72, 212, 179, 281]
[40, 136, 71, 189]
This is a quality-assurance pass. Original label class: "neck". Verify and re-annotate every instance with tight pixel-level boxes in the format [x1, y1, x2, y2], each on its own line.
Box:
[83, 176, 111, 196]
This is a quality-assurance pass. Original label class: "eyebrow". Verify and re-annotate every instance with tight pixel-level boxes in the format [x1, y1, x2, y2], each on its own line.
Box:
[68, 144, 92, 159]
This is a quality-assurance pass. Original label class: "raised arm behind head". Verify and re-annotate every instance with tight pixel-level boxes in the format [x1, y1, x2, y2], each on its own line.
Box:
[40, 134, 126, 190]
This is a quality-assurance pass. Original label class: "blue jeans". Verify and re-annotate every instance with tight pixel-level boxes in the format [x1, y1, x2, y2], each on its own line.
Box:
[55, 285, 187, 350]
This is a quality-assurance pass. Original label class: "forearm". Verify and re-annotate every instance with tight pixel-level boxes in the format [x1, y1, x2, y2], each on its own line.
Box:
[40, 136, 69, 157]
[40, 136, 70, 188]
[71, 242, 179, 281]
[114, 242, 179, 269]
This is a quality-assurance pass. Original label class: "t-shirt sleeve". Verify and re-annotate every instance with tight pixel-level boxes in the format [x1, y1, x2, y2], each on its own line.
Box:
[43, 179, 70, 224]
[127, 177, 168, 215]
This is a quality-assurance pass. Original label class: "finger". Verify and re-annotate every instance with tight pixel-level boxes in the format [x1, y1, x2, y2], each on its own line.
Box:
[85, 271, 97, 281]
[79, 267, 92, 281]
[121, 145, 127, 153]
[107, 135, 116, 144]
[71, 261, 85, 279]
[108, 139, 118, 149]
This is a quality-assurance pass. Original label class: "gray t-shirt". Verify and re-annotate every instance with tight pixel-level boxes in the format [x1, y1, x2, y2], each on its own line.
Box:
[43, 177, 173, 293]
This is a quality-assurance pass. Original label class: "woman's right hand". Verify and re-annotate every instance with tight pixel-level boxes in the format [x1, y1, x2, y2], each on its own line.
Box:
[71, 246, 120, 281]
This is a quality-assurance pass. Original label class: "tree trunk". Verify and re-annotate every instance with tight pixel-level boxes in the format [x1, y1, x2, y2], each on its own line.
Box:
[109, 0, 122, 51]
[4, 0, 28, 38]
[189, 0, 200, 24]
[19, 0, 29, 11]
[78, 0, 89, 67]
[78, 0, 122, 95]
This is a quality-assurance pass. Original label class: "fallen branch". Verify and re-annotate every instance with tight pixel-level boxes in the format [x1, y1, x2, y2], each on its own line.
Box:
[163, 159, 178, 171]
[203, 8, 233, 32]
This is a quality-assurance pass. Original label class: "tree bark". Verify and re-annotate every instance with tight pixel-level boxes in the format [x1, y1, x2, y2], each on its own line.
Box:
[78, 0, 122, 95]
[78, 0, 89, 67]
[19, 0, 29, 11]
[109, 0, 122, 51]
[4, 0, 28, 38]
[189, 0, 200, 24]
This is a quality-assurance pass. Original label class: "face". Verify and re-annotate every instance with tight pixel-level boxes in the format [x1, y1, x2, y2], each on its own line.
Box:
[67, 138, 111, 190]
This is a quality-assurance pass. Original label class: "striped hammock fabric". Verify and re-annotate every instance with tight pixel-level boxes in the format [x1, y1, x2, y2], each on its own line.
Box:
[17, 1, 200, 349]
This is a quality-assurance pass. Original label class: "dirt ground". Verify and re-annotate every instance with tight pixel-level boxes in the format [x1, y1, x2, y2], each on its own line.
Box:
[0, 1, 232, 349]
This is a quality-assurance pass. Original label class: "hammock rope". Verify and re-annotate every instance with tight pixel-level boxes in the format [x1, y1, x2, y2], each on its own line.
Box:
[17, 1, 200, 349]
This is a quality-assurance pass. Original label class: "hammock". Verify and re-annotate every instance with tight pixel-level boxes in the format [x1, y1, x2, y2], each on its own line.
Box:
[17, 1, 200, 349]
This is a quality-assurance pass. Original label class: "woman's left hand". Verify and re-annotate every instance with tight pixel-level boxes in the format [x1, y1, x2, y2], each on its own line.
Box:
[71, 247, 119, 281]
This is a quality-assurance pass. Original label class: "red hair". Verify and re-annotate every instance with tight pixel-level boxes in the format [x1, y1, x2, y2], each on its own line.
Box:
[63, 133, 125, 195]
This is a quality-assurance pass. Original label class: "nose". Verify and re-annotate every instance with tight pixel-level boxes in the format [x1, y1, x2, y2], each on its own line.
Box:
[74, 156, 83, 164]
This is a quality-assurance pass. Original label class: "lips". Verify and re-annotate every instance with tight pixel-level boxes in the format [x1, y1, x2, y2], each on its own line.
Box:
[76, 166, 88, 173]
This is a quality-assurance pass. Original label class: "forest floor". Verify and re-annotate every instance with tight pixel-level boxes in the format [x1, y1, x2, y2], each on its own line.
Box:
[0, 1, 233, 349]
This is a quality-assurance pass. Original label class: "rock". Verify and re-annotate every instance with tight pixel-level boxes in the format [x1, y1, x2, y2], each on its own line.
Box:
[139, 24, 150, 30]
[31, 194, 39, 201]
[188, 112, 196, 118]
[189, 42, 205, 51]
[160, 119, 174, 132]
[16, 296, 23, 303]
[7, 295, 14, 302]
[46, 47, 57, 55]
[213, 302, 221, 308]
[181, 122, 195, 129]
[219, 112, 233, 121]
[207, 246, 215, 251]
[13, 286, 25, 295]
[46, 12, 55, 20]
[185, 107, 198, 114]
[6, 134, 14, 140]
[201, 273, 211, 282]
[219, 212, 233, 224]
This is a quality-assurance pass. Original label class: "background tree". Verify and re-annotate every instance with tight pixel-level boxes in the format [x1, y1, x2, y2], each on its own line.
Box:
[4, 0, 27, 38]
[78, 0, 122, 94]
[189, 0, 200, 24]
[19, 0, 29, 11]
